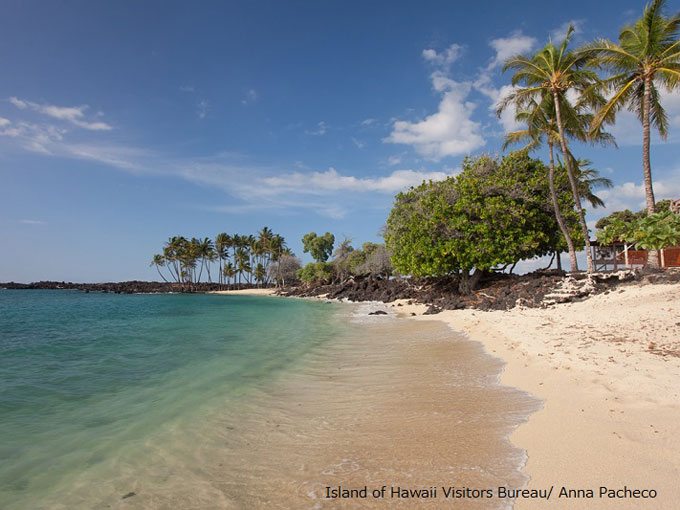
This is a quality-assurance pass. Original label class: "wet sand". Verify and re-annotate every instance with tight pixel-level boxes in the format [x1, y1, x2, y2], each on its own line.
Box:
[97, 304, 538, 509]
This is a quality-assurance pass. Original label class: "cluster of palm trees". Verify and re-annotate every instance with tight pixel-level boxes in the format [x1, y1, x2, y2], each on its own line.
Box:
[499, 0, 680, 271]
[150, 227, 292, 289]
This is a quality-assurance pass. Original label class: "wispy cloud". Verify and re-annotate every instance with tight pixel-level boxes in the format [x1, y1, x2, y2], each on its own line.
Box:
[18, 219, 46, 225]
[487, 31, 536, 69]
[360, 118, 376, 126]
[306, 121, 327, 136]
[351, 137, 366, 149]
[9, 97, 112, 131]
[257, 167, 455, 195]
[179, 85, 195, 92]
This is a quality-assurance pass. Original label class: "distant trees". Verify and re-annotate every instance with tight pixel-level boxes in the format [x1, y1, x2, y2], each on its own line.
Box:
[150, 228, 294, 289]
[296, 233, 393, 284]
[384, 151, 582, 293]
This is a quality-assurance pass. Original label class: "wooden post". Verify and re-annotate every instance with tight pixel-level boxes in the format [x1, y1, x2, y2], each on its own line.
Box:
[624, 244, 629, 267]
[661, 249, 665, 268]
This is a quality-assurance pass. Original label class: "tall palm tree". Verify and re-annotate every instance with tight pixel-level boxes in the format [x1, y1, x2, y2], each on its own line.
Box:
[215, 233, 230, 289]
[502, 97, 581, 270]
[586, 0, 680, 267]
[501, 25, 603, 273]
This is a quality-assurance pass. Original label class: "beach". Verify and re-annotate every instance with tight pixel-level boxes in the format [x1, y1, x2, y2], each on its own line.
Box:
[392, 281, 680, 508]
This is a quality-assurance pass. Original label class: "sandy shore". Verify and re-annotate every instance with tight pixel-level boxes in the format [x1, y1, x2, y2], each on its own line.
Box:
[210, 288, 277, 296]
[389, 282, 680, 508]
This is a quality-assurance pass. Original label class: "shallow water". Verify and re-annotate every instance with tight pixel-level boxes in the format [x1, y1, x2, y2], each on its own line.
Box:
[0, 291, 538, 509]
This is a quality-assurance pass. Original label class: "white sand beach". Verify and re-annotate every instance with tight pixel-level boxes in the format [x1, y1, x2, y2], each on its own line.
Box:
[391, 282, 680, 508]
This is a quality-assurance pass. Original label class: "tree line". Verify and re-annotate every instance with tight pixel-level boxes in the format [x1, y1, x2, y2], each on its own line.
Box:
[150, 228, 301, 289]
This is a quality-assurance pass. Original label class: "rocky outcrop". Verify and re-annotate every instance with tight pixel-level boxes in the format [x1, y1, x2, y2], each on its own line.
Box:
[278, 268, 680, 313]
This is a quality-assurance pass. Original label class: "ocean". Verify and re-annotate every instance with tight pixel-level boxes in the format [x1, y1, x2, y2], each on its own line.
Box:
[0, 290, 538, 509]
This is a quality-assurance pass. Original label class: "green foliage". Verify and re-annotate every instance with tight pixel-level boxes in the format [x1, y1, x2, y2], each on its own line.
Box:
[595, 200, 674, 230]
[297, 262, 333, 283]
[384, 151, 583, 278]
[597, 210, 680, 250]
[301, 232, 335, 262]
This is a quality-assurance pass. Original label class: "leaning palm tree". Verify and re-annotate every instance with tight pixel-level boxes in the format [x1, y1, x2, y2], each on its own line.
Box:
[501, 25, 603, 273]
[585, 0, 680, 267]
[150, 254, 169, 283]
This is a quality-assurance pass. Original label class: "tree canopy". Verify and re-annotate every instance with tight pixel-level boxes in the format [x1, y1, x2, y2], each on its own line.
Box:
[384, 151, 582, 289]
[302, 232, 335, 262]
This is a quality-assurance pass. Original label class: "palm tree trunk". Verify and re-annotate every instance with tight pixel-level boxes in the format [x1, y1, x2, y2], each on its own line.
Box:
[643, 74, 660, 268]
[554, 91, 594, 273]
[155, 265, 169, 283]
[548, 142, 578, 272]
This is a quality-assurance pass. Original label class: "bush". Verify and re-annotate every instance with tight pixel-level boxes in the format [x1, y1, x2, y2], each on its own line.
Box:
[296, 262, 334, 283]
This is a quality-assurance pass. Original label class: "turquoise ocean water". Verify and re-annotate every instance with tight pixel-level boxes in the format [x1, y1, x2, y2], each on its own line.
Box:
[0, 290, 342, 509]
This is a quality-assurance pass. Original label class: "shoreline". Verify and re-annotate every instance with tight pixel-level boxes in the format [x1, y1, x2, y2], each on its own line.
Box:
[392, 283, 680, 508]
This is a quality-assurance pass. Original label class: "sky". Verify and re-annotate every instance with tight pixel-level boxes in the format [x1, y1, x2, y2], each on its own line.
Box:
[2, 0, 680, 282]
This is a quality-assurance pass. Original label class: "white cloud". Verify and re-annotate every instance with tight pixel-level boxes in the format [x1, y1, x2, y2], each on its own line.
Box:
[591, 173, 680, 225]
[0, 117, 9, 127]
[361, 118, 376, 126]
[306, 121, 327, 136]
[386, 40, 486, 159]
[473, 31, 538, 135]
[258, 167, 455, 195]
[488, 31, 536, 69]
[9, 97, 112, 130]
[422, 44, 463, 70]
[179, 85, 195, 92]
[386, 75, 484, 159]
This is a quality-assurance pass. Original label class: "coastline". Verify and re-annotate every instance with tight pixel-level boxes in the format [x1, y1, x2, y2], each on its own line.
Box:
[392, 282, 680, 508]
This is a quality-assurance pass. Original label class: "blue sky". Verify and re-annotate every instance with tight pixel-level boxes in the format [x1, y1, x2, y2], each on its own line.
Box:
[2, 0, 680, 282]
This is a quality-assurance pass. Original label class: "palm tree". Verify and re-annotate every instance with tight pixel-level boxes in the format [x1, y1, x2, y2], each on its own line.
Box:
[222, 261, 236, 287]
[586, 0, 680, 267]
[270, 234, 286, 287]
[502, 97, 581, 270]
[565, 158, 613, 209]
[215, 233, 231, 289]
[150, 254, 169, 282]
[254, 263, 266, 287]
[196, 237, 216, 283]
[501, 25, 602, 273]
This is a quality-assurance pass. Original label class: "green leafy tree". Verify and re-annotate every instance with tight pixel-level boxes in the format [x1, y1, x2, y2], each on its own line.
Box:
[302, 232, 335, 262]
[586, 0, 680, 267]
[597, 210, 680, 251]
[385, 151, 582, 293]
